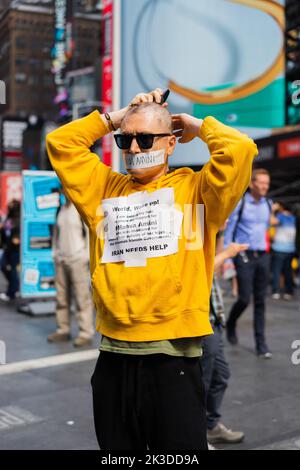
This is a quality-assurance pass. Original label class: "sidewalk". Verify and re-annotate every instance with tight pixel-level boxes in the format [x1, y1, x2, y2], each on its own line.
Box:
[220, 292, 300, 450]
[0, 274, 100, 450]
[0, 273, 299, 450]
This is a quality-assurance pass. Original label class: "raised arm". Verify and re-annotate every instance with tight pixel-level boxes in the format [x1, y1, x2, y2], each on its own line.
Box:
[46, 88, 167, 228]
[198, 117, 257, 230]
[173, 113, 258, 230]
[46, 110, 127, 228]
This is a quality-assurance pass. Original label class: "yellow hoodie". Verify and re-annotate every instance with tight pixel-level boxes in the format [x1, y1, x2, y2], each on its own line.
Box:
[46, 110, 257, 341]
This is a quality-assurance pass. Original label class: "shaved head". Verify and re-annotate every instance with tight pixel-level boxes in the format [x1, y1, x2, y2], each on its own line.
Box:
[118, 102, 177, 184]
[121, 102, 172, 133]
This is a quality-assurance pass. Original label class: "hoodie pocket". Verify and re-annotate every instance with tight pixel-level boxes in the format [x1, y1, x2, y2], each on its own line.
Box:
[91, 255, 182, 325]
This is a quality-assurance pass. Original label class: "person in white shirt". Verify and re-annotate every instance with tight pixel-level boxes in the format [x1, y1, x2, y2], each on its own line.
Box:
[48, 189, 94, 347]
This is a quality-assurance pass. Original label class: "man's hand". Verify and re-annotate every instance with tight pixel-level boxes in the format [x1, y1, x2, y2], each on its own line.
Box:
[172, 113, 203, 143]
[105, 88, 167, 130]
[214, 242, 249, 272]
[225, 242, 249, 259]
[270, 202, 281, 226]
[271, 202, 281, 213]
[129, 88, 167, 106]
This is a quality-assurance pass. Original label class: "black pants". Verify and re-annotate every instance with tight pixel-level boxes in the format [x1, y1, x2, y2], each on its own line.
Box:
[0, 249, 20, 299]
[271, 251, 294, 294]
[91, 351, 208, 451]
[201, 325, 230, 430]
[227, 252, 270, 353]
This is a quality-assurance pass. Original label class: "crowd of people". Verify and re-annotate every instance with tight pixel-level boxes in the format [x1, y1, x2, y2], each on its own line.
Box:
[0, 88, 300, 450]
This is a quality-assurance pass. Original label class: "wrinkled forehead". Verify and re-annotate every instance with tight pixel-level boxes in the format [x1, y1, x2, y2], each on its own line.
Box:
[253, 174, 270, 184]
[120, 111, 169, 134]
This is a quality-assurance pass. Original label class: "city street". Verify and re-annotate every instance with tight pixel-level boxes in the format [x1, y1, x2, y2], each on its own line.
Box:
[0, 275, 299, 450]
[0, 0, 300, 457]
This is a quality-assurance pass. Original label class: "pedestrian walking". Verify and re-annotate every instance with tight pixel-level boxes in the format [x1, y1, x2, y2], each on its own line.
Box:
[0, 199, 21, 301]
[271, 202, 297, 300]
[202, 229, 247, 445]
[224, 168, 273, 358]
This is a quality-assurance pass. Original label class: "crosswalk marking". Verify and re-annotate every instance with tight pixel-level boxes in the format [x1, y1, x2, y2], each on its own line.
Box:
[0, 349, 99, 376]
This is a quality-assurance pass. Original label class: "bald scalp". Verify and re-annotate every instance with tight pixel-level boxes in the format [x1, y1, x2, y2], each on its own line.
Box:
[121, 102, 173, 133]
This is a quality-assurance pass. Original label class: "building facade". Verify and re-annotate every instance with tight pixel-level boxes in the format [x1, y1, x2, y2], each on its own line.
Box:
[0, 0, 102, 122]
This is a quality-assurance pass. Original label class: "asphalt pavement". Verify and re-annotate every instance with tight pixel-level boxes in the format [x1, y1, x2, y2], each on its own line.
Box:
[0, 274, 299, 450]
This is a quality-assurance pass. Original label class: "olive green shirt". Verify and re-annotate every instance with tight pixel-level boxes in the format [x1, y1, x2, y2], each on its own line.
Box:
[100, 336, 203, 358]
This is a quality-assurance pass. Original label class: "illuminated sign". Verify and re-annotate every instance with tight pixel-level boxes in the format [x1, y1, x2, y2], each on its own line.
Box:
[101, 0, 114, 166]
[51, 0, 73, 116]
[278, 137, 300, 159]
[0, 118, 28, 171]
[51, 0, 67, 87]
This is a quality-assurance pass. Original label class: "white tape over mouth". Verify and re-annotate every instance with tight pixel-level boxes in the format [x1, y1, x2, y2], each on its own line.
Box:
[124, 149, 165, 169]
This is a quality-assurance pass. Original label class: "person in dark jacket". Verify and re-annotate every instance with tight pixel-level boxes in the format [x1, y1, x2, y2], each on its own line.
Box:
[0, 199, 21, 301]
[202, 228, 248, 445]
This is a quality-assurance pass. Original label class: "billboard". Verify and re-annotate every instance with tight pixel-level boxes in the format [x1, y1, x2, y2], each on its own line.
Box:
[119, 0, 285, 165]
[20, 171, 61, 298]
[256, 128, 300, 167]
[0, 117, 28, 171]
[102, 0, 114, 166]
[0, 172, 22, 218]
[51, 0, 73, 118]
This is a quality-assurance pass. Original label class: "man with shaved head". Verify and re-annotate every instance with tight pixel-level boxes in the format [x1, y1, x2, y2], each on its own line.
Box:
[46, 88, 258, 450]
[119, 101, 175, 185]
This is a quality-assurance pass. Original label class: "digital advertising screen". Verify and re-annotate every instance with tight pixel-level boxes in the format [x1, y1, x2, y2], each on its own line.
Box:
[119, 0, 285, 166]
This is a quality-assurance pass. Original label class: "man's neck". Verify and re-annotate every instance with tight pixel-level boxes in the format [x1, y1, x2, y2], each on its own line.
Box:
[250, 190, 262, 202]
[132, 166, 169, 185]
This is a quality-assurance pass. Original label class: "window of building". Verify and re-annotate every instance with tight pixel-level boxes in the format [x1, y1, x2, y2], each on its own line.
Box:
[15, 36, 26, 48]
[43, 75, 53, 86]
[43, 92, 55, 104]
[43, 60, 52, 71]
[15, 73, 27, 83]
[16, 90, 27, 102]
[28, 76, 40, 86]
[0, 40, 10, 57]
[29, 58, 39, 70]
[15, 57, 26, 67]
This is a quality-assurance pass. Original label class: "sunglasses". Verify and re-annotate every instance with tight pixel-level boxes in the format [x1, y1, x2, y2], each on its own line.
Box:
[114, 133, 171, 150]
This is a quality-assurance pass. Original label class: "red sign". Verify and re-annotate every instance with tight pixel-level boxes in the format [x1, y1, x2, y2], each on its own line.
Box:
[0, 172, 22, 218]
[101, 0, 113, 166]
[278, 137, 300, 159]
[1, 118, 28, 171]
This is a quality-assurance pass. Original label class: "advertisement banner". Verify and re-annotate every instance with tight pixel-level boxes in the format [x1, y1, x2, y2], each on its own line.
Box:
[20, 171, 61, 298]
[0, 117, 28, 171]
[120, 0, 285, 166]
[101, 0, 114, 166]
[255, 128, 300, 169]
[0, 172, 22, 218]
[278, 136, 300, 159]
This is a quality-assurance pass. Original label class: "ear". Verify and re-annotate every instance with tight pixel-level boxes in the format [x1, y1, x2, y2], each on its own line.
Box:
[167, 135, 177, 156]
